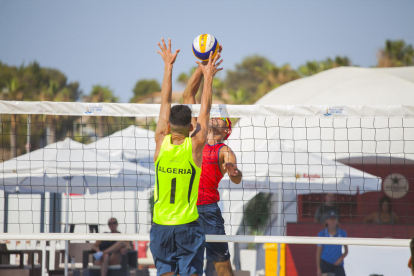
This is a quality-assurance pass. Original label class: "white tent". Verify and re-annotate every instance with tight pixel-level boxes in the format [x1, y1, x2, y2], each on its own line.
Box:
[253, 66, 414, 162]
[0, 137, 154, 234]
[255, 66, 414, 105]
[226, 128, 380, 193]
[85, 125, 155, 169]
[0, 137, 154, 274]
[0, 137, 153, 194]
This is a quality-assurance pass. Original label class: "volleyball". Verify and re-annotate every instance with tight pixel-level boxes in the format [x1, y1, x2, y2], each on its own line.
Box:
[192, 34, 219, 61]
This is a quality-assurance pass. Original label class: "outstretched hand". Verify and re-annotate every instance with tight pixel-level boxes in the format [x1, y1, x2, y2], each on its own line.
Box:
[196, 51, 223, 78]
[222, 162, 240, 177]
[157, 38, 180, 65]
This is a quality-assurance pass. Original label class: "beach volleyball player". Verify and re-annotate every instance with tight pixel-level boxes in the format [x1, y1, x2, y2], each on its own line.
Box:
[183, 45, 243, 276]
[150, 38, 223, 276]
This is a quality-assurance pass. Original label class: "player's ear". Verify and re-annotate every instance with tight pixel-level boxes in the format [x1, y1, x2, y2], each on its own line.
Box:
[167, 123, 171, 133]
[409, 256, 412, 269]
[190, 124, 194, 132]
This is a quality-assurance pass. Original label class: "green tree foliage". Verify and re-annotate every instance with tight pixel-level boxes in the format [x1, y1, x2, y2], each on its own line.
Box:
[224, 55, 300, 104]
[377, 40, 414, 67]
[0, 61, 80, 102]
[130, 79, 161, 103]
[87, 85, 118, 103]
[298, 56, 351, 76]
[176, 56, 301, 105]
[0, 61, 81, 158]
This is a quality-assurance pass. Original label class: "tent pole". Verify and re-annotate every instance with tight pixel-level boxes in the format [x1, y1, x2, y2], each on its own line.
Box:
[64, 178, 69, 276]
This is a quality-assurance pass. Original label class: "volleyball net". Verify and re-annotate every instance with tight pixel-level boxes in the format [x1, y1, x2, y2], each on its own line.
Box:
[0, 101, 413, 248]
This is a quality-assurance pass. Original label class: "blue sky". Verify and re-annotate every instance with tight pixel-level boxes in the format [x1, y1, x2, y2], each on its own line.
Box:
[1, 0, 413, 102]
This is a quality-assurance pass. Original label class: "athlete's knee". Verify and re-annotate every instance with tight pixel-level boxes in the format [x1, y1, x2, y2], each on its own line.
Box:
[102, 253, 110, 262]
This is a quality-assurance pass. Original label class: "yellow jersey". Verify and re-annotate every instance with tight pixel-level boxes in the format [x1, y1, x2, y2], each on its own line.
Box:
[153, 135, 201, 225]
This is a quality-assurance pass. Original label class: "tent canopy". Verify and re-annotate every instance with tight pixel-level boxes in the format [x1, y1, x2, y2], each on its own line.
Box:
[227, 122, 381, 194]
[256, 66, 414, 105]
[85, 125, 155, 168]
[0, 138, 153, 193]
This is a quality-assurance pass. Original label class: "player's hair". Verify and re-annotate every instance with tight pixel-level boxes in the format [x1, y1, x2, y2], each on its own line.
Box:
[108, 217, 118, 224]
[411, 236, 414, 272]
[169, 105, 192, 127]
[379, 196, 392, 212]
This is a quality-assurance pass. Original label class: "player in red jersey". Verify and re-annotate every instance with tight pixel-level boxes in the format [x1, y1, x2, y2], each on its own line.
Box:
[183, 45, 243, 276]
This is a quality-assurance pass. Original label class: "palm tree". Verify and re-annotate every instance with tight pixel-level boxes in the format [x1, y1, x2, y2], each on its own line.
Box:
[4, 77, 25, 158]
[39, 79, 60, 144]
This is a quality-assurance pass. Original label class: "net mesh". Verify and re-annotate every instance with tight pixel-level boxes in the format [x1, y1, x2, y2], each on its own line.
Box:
[0, 102, 413, 242]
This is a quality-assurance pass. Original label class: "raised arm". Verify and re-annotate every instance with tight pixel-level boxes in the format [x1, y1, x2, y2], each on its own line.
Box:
[220, 145, 242, 184]
[154, 38, 180, 162]
[183, 45, 222, 129]
[191, 52, 223, 165]
[182, 67, 203, 128]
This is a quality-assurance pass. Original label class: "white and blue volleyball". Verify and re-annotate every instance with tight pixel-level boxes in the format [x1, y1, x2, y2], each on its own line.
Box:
[192, 34, 219, 61]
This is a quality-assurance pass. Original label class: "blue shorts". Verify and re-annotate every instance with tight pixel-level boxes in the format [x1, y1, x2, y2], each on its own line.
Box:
[320, 259, 346, 276]
[150, 222, 205, 276]
[197, 203, 230, 262]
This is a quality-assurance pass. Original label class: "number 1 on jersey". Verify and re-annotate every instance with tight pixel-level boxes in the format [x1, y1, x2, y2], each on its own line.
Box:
[170, 178, 176, 204]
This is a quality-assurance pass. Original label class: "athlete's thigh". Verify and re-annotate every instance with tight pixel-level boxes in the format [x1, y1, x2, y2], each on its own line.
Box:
[150, 225, 177, 276]
[197, 203, 226, 235]
[174, 225, 205, 276]
[198, 204, 230, 262]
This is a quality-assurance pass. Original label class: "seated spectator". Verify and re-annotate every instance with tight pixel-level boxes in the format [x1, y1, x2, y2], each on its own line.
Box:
[316, 211, 348, 276]
[409, 236, 414, 276]
[314, 193, 338, 223]
[92, 218, 132, 276]
[364, 196, 399, 224]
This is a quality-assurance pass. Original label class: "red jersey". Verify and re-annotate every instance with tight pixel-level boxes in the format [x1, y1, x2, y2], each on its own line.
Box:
[197, 143, 226, 205]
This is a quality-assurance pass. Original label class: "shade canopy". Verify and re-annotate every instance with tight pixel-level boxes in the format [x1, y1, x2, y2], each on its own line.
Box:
[225, 122, 381, 194]
[256, 66, 414, 105]
[85, 125, 155, 168]
[0, 138, 153, 193]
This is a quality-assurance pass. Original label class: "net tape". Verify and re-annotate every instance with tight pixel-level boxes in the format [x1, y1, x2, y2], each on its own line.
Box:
[0, 233, 410, 247]
[1, 100, 414, 118]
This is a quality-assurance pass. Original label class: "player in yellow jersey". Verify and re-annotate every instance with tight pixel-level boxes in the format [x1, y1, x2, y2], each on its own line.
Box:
[150, 38, 223, 276]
